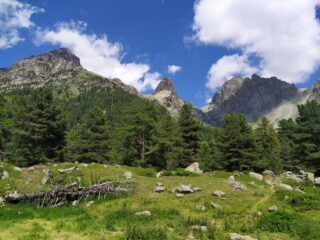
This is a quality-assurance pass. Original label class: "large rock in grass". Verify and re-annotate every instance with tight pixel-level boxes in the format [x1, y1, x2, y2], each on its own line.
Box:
[229, 180, 247, 192]
[123, 171, 132, 179]
[1, 171, 9, 180]
[135, 210, 151, 217]
[262, 170, 274, 176]
[154, 186, 165, 193]
[229, 233, 257, 240]
[176, 184, 193, 194]
[213, 190, 225, 198]
[249, 172, 263, 181]
[185, 162, 203, 175]
[278, 183, 293, 191]
[315, 177, 320, 185]
[58, 166, 76, 174]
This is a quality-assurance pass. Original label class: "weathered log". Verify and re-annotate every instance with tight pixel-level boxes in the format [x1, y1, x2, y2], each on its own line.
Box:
[4, 181, 129, 205]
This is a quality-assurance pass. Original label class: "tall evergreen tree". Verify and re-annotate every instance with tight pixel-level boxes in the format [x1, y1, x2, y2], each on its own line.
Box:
[66, 107, 111, 163]
[6, 88, 65, 166]
[278, 118, 299, 169]
[295, 100, 320, 168]
[219, 113, 256, 171]
[178, 104, 201, 167]
[255, 117, 282, 173]
[148, 115, 182, 170]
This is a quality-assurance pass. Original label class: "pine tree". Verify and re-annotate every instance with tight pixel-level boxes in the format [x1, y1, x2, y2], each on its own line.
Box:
[295, 100, 320, 168]
[6, 88, 65, 166]
[148, 115, 182, 170]
[255, 117, 282, 173]
[219, 113, 256, 171]
[178, 104, 201, 167]
[66, 107, 111, 163]
[278, 118, 299, 170]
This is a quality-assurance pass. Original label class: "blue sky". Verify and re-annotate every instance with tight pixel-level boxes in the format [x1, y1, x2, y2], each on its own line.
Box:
[1, 0, 320, 107]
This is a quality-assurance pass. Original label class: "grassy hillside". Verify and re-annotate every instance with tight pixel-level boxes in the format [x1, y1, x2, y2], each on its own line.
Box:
[0, 163, 319, 240]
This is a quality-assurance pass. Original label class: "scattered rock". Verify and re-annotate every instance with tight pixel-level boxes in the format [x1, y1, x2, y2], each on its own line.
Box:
[176, 184, 193, 194]
[195, 204, 206, 211]
[288, 174, 302, 183]
[262, 170, 274, 176]
[249, 172, 263, 181]
[41, 169, 52, 185]
[278, 183, 293, 191]
[176, 193, 184, 198]
[229, 180, 247, 192]
[135, 210, 151, 217]
[265, 179, 274, 186]
[213, 190, 226, 198]
[28, 166, 35, 171]
[210, 202, 222, 209]
[156, 182, 163, 186]
[192, 187, 202, 192]
[2, 171, 9, 180]
[268, 205, 278, 212]
[13, 167, 22, 172]
[185, 162, 203, 175]
[123, 171, 132, 180]
[81, 163, 88, 168]
[85, 201, 94, 207]
[72, 200, 79, 206]
[58, 167, 76, 174]
[191, 225, 207, 232]
[295, 187, 305, 193]
[229, 233, 257, 240]
[154, 186, 165, 193]
[228, 176, 235, 181]
[156, 171, 162, 178]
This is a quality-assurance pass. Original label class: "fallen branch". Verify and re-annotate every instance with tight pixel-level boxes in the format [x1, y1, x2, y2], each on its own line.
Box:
[4, 181, 129, 206]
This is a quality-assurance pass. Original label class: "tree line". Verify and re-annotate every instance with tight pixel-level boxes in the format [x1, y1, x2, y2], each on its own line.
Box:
[0, 87, 319, 173]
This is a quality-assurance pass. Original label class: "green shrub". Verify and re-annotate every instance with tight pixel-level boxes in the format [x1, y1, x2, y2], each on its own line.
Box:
[123, 225, 168, 240]
[134, 167, 156, 177]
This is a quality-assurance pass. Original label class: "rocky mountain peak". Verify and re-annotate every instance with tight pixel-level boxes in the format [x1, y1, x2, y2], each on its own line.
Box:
[210, 76, 245, 106]
[203, 74, 298, 125]
[155, 78, 177, 94]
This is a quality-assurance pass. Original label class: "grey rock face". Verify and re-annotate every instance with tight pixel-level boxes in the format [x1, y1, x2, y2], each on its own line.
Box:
[203, 74, 298, 125]
[145, 78, 184, 118]
[0, 48, 138, 95]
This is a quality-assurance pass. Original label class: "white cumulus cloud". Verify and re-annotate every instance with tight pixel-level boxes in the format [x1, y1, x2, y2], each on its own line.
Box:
[35, 21, 160, 92]
[207, 54, 257, 90]
[168, 65, 182, 74]
[193, 0, 320, 91]
[0, 0, 43, 49]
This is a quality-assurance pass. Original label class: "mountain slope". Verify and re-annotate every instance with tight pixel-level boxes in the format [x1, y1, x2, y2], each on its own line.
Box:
[203, 74, 298, 125]
[0, 48, 137, 95]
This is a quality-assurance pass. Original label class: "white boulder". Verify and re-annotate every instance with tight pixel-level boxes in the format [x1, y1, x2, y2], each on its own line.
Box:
[249, 172, 263, 181]
[185, 162, 203, 175]
[278, 183, 293, 191]
[123, 171, 132, 180]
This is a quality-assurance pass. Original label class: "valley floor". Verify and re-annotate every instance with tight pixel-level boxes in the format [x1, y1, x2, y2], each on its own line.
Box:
[0, 163, 319, 240]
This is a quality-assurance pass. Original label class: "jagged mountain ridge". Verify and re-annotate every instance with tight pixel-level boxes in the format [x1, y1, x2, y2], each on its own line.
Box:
[203, 74, 299, 125]
[2, 48, 320, 126]
[0, 48, 137, 95]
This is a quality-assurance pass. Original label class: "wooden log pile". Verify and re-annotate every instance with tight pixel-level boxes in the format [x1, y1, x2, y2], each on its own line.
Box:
[4, 181, 129, 206]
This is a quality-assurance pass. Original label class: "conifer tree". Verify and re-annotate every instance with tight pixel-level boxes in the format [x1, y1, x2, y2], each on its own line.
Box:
[295, 100, 320, 168]
[6, 88, 65, 166]
[255, 117, 282, 173]
[178, 104, 201, 167]
[66, 107, 111, 163]
[148, 115, 182, 170]
[278, 118, 299, 169]
[219, 113, 256, 171]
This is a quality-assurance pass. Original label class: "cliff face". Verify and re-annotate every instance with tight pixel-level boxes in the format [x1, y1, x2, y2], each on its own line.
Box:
[203, 74, 298, 125]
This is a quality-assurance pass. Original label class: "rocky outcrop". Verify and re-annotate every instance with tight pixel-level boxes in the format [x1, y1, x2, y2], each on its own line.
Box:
[0, 48, 137, 95]
[145, 78, 184, 118]
[203, 74, 298, 125]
